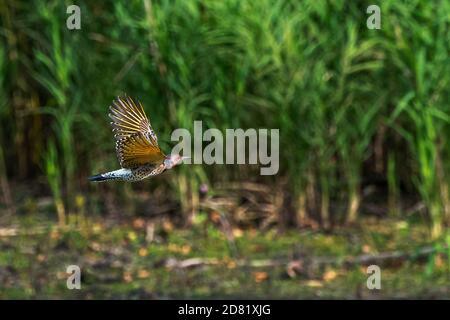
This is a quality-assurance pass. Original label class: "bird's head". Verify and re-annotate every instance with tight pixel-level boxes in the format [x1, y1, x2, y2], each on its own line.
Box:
[164, 154, 190, 170]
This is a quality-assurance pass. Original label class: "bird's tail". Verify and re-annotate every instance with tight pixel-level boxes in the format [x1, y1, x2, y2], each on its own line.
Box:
[88, 174, 109, 182]
[88, 169, 130, 182]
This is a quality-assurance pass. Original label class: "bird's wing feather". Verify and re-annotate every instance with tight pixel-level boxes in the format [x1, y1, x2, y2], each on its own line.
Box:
[109, 96, 165, 168]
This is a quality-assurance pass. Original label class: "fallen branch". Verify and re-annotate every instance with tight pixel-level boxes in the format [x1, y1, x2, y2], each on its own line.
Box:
[162, 244, 448, 272]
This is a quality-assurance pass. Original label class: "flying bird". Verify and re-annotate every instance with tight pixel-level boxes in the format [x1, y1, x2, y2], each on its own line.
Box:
[89, 95, 187, 182]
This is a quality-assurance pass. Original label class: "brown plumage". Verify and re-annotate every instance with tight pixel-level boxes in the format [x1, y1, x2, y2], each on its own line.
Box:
[89, 95, 186, 182]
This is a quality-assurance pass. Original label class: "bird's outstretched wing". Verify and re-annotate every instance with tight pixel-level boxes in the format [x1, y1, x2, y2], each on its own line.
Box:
[109, 95, 165, 168]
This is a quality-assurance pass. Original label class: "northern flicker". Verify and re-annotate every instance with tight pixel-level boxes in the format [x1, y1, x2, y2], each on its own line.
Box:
[89, 95, 187, 182]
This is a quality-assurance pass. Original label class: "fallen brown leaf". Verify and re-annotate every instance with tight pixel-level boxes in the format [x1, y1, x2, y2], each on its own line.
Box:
[253, 271, 269, 283]
[123, 271, 133, 283]
[138, 247, 148, 257]
[137, 269, 150, 279]
[133, 218, 146, 229]
[323, 269, 337, 282]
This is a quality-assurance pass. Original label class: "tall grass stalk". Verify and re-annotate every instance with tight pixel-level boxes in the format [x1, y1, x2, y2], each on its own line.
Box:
[44, 140, 65, 227]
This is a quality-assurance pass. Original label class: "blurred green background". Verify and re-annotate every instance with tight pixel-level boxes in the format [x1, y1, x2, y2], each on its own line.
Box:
[0, 0, 449, 298]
